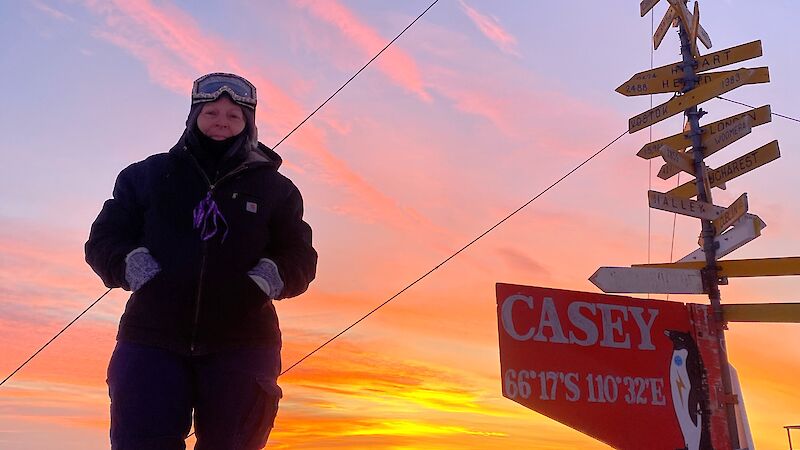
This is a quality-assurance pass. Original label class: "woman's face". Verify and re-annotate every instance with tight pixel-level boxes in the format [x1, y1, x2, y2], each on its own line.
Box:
[196, 95, 246, 140]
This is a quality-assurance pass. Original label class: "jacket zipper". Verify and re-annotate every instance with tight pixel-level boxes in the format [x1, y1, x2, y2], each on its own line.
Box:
[184, 146, 257, 353]
[190, 241, 208, 353]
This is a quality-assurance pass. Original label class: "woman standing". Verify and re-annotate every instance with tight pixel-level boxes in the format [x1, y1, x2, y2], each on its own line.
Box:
[86, 72, 317, 449]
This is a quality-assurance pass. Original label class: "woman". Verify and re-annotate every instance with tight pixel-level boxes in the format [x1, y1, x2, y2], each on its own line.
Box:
[85, 72, 317, 449]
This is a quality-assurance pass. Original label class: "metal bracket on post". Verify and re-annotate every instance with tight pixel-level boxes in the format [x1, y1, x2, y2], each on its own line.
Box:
[717, 390, 740, 407]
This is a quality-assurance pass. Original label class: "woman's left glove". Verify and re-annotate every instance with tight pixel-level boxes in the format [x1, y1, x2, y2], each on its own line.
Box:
[124, 247, 161, 292]
[247, 258, 285, 300]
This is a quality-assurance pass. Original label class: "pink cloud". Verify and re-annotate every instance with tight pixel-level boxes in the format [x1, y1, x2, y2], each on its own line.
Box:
[292, 0, 432, 102]
[80, 0, 428, 229]
[458, 0, 520, 57]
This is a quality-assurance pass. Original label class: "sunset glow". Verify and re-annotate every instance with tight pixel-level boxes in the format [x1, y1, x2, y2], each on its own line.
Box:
[2, 1, 799, 449]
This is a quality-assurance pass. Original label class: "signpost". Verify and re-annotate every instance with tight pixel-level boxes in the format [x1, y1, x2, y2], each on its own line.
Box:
[595, 3, 792, 449]
[498, 4, 795, 449]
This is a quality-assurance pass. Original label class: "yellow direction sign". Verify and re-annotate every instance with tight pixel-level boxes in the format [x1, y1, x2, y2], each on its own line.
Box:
[712, 193, 748, 235]
[659, 145, 695, 176]
[618, 40, 763, 95]
[722, 303, 800, 323]
[640, 0, 660, 17]
[637, 105, 771, 159]
[653, 6, 677, 51]
[702, 114, 753, 157]
[659, 159, 718, 181]
[635, 256, 800, 278]
[667, 141, 780, 198]
[690, 2, 701, 57]
[666, 0, 711, 49]
[617, 67, 768, 97]
[629, 68, 767, 133]
[659, 115, 756, 180]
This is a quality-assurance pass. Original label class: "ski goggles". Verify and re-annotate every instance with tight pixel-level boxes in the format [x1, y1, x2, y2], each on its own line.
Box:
[191, 73, 257, 109]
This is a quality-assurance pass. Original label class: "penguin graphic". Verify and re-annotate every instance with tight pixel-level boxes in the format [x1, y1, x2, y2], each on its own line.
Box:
[665, 330, 712, 450]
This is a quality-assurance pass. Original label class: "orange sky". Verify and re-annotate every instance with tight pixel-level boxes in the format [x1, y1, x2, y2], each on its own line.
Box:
[1, 1, 799, 449]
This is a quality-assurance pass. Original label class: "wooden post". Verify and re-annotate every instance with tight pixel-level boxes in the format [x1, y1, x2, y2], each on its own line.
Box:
[676, 20, 741, 449]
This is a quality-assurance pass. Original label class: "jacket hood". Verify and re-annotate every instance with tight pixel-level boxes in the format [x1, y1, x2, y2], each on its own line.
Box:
[172, 99, 282, 173]
[252, 142, 283, 169]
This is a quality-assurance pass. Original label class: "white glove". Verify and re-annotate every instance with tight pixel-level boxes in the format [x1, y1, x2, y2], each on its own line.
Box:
[247, 258, 284, 300]
[125, 247, 161, 292]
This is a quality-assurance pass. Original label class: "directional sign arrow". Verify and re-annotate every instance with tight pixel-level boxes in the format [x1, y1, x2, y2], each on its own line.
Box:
[590, 266, 705, 294]
[648, 190, 718, 220]
[637, 105, 771, 159]
[689, 1, 701, 57]
[667, 0, 711, 49]
[702, 114, 753, 157]
[679, 214, 765, 263]
[668, 140, 780, 198]
[657, 116, 754, 180]
[659, 145, 695, 176]
[712, 193, 748, 235]
[618, 41, 763, 96]
[653, 6, 677, 51]
[617, 67, 767, 97]
[629, 68, 766, 133]
[640, 0, 660, 17]
[722, 303, 800, 323]
[635, 256, 800, 278]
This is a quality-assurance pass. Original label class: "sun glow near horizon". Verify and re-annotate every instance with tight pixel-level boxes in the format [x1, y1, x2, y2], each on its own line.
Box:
[2, 0, 800, 449]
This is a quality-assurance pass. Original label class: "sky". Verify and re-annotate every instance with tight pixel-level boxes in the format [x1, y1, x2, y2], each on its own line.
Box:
[1, 0, 799, 448]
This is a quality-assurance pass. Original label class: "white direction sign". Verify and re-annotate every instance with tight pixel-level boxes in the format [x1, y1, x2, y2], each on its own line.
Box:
[679, 215, 765, 263]
[648, 190, 718, 220]
[590, 267, 705, 294]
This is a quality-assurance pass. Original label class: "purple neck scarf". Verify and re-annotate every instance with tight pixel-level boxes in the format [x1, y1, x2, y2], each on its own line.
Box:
[193, 191, 228, 242]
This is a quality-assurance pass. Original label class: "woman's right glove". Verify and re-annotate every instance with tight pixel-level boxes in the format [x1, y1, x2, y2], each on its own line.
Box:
[247, 258, 285, 300]
[124, 247, 161, 292]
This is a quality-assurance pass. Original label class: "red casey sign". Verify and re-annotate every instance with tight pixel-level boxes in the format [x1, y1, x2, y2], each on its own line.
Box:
[496, 283, 731, 450]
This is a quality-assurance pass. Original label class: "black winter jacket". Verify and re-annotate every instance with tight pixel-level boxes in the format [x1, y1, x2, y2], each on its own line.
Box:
[85, 141, 317, 354]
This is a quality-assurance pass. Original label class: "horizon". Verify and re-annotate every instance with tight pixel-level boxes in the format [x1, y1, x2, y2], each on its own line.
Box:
[1, 1, 799, 449]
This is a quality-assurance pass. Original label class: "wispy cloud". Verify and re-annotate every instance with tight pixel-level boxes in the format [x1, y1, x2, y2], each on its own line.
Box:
[31, 1, 75, 22]
[458, 0, 520, 57]
[292, 0, 432, 102]
[79, 0, 428, 229]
